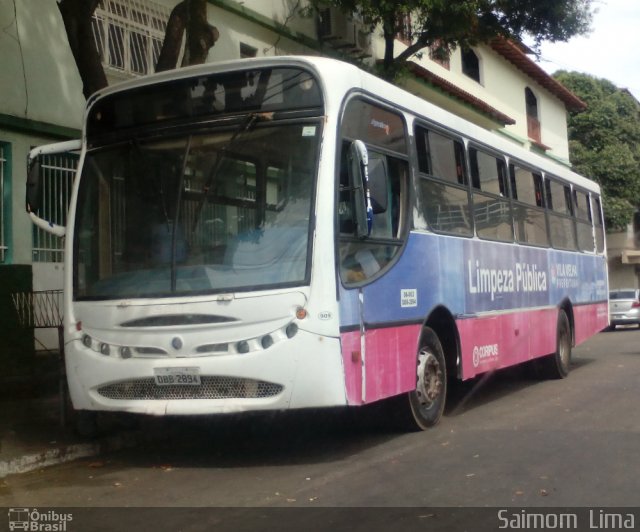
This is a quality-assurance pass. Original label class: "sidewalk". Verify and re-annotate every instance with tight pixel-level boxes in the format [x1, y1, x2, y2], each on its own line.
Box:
[0, 353, 145, 479]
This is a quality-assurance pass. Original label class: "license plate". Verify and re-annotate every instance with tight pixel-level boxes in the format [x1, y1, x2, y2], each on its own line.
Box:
[154, 367, 201, 386]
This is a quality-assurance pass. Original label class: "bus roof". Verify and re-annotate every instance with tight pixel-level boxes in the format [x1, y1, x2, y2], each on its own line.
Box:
[87, 56, 600, 195]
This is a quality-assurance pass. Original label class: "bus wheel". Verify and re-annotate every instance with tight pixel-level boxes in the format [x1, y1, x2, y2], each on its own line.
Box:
[406, 328, 447, 430]
[538, 310, 572, 379]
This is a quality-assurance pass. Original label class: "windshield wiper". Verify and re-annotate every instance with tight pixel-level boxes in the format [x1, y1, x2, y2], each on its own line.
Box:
[189, 112, 273, 234]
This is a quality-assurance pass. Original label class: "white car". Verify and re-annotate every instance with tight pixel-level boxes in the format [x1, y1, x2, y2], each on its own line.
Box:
[609, 289, 640, 329]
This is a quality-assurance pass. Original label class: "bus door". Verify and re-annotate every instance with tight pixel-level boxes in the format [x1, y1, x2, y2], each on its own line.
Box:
[338, 141, 410, 404]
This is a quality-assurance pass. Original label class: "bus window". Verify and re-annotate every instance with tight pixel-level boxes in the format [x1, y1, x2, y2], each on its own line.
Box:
[574, 189, 595, 252]
[338, 143, 408, 283]
[338, 146, 406, 284]
[469, 148, 512, 242]
[338, 99, 407, 284]
[417, 128, 466, 185]
[341, 99, 407, 154]
[591, 195, 605, 253]
[510, 165, 548, 247]
[416, 126, 472, 236]
[545, 177, 577, 251]
[75, 122, 317, 298]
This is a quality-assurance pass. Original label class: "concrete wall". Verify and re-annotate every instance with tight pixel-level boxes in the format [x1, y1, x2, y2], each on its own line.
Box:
[206, 0, 317, 62]
[607, 228, 640, 290]
[0, 0, 84, 128]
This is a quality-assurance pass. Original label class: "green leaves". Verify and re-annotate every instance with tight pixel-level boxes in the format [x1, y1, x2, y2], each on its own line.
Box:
[556, 72, 640, 230]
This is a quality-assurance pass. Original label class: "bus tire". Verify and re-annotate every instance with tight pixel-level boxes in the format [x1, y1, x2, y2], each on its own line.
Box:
[539, 309, 572, 379]
[393, 327, 447, 431]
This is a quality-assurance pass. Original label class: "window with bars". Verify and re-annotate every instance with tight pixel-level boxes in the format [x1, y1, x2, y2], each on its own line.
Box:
[32, 153, 78, 263]
[0, 143, 7, 262]
[92, 0, 173, 77]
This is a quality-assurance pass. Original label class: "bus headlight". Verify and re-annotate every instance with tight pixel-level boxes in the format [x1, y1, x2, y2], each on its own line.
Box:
[261, 335, 274, 349]
[236, 340, 250, 354]
[286, 323, 298, 338]
[81, 334, 133, 359]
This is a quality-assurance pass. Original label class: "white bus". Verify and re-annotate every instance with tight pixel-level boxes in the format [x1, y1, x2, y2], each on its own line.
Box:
[28, 56, 608, 430]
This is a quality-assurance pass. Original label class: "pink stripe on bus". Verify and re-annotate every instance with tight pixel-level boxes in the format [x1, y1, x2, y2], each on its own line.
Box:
[341, 302, 608, 403]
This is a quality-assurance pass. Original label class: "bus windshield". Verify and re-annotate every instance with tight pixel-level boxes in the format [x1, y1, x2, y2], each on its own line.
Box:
[74, 121, 320, 300]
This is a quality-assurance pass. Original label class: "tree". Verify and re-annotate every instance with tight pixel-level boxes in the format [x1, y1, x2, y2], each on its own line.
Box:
[554, 71, 640, 230]
[57, 0, 219, 99]
[315, 0, 593, 79]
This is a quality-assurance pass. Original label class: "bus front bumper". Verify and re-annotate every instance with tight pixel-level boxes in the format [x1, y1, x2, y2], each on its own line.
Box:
[64, 330, 347, 415]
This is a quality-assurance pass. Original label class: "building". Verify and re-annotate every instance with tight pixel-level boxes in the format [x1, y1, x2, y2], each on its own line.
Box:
[0, 0, 591, 361]
[607, 212, 640, 290]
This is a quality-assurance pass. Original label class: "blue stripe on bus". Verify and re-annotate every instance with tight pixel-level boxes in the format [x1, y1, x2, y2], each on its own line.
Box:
[339, 232, 608, 328]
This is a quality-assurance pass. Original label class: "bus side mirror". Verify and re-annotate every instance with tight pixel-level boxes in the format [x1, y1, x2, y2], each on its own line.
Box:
[347, 140, 373, 238]
[367, 155, 389, 214]
[26, 154, 66, 237]
[25, 139, 81, 237]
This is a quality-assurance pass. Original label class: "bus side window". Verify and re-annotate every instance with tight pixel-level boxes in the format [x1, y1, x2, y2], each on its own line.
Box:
[574, 189, 595, 252]
[416, 125, 472, 236]
[469, 148, 512, 242]
[338, 144, 406, 284]
[545, 177, 578, 251]
[591, 195, 605, 253]
[510, 165, 548, 247]
[337, 98, 408, 285]
[418, 128, 467, 185]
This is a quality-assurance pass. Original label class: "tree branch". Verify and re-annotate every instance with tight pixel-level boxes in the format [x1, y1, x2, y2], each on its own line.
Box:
[58, 0, 107, 99]
[394, 34, 432, 65]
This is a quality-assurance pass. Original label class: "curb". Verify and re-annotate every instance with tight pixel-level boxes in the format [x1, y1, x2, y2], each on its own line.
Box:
[0, 430, 141, 479]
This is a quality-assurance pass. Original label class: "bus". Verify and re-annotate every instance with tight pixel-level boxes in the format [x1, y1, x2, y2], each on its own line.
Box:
[27, 56, 608, 430]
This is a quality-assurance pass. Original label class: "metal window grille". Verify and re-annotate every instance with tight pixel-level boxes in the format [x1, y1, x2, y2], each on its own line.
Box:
[32, 153, 77, 263]
[0, 145, 6, 262]
[92, 0, 178, 77]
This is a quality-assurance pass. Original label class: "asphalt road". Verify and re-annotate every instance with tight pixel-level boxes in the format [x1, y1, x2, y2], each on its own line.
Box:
[1, 328, 639, 527]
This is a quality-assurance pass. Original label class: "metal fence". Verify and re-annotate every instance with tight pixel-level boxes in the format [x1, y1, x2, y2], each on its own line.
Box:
[11, 290, 67, 426]
[11, 290, 64, 329]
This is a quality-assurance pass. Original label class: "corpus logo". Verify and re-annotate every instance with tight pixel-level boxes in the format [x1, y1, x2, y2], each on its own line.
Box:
[472, 344, 499, 367]
[7, 509, 73, 531]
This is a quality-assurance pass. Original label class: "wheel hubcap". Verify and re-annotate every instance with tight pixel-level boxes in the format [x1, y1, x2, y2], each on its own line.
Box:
[416, 347, 443, 410]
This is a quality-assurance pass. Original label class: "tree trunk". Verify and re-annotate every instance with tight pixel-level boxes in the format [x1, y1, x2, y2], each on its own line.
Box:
[182, 0, 219, 67]
[156, 1, 188, 72]
[381, 16, 397, 81]
[58, 0, 108, 99]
